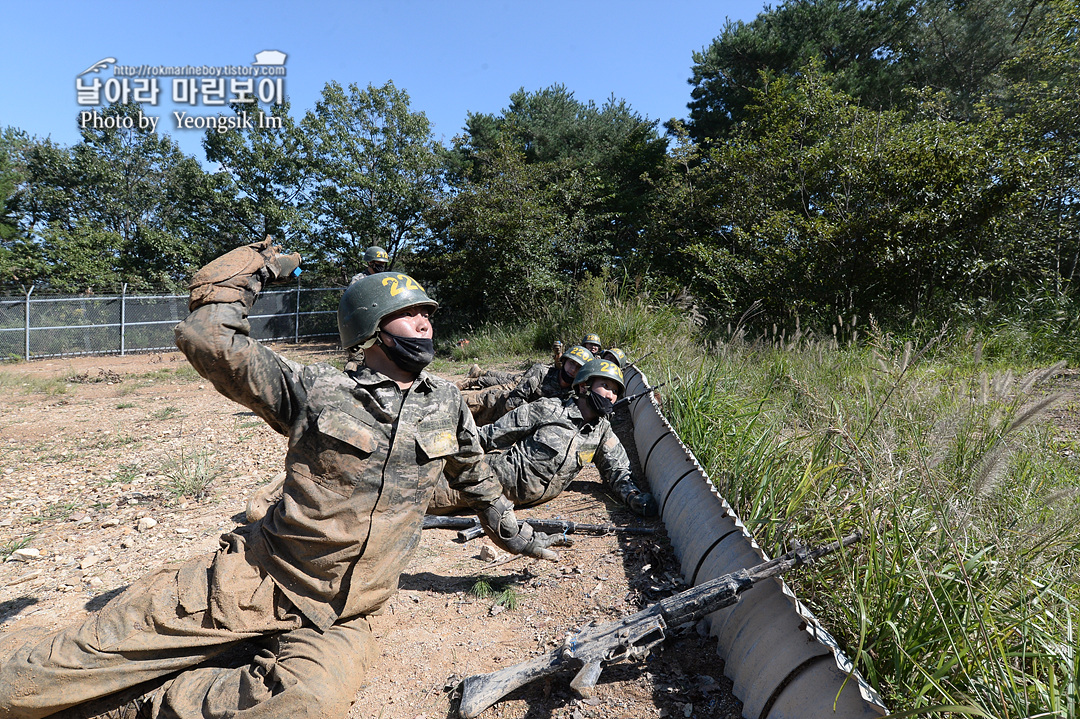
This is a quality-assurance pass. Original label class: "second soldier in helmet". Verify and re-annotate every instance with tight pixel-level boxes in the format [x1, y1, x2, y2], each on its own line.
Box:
[430, 357, 658, 517]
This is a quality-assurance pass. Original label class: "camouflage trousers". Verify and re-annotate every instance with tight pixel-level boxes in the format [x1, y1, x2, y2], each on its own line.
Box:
[0, 536, 376, 719]
[461, 383, 514, 427]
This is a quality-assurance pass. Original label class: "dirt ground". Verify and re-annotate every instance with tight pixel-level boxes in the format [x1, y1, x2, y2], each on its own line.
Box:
[0, 342, 743, 719]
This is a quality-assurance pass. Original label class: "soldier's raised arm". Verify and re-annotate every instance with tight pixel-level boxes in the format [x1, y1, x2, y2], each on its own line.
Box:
[174, 236, 303, 435]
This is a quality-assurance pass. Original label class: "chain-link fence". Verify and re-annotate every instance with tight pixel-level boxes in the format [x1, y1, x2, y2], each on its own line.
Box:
[0, 283, 341, 361]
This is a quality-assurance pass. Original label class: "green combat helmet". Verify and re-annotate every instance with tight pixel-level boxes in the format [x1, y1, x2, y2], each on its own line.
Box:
[364, 246, 390, 272]
[364, 246, 390, 264]
[581, 333, 602, 354]
[573, 358, 625, 396]
[600, 347, 627, 368]
[561, 345, 595, 371]
[338, 272, 438, 350]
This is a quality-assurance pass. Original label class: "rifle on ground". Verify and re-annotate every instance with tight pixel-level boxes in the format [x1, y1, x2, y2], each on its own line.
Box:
[612, 382, 666, 411]
[456, 530, 863, 718]
[422, 515, 659, 542]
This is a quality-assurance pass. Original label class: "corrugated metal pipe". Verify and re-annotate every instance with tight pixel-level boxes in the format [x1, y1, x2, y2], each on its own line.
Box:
[624, 366, 887, 719]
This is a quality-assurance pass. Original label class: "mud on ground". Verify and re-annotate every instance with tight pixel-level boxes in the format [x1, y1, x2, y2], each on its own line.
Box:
[0, 343, 742, 719]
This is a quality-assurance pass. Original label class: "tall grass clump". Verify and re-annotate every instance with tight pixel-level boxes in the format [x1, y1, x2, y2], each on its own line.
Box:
[662, 328, 1080, 717]
[442, 270, 704, 368]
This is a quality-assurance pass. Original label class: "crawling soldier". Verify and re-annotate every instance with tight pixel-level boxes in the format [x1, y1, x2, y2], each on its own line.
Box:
[430, 358, 659, 517]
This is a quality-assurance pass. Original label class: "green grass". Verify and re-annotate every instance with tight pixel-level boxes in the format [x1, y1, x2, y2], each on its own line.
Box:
[115, 402, 136, 409]
[469, 577, 521, 611]
[135, 365, 200, 382]
[28, 501, 77, 524]
[149, 406, 182, 421]
[0, 535, 33, 559]
[0, 372, 69, 396]
[463, 276, 1080, 717]
[158, 447, 221, 499]
[658, 328, 1080, 717]
[103, 462, 140, 485]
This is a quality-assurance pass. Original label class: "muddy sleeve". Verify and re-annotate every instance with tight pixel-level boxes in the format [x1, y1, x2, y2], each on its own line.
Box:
[174, 302, 306, 436]
[594, 423, 637, 505]
[444, 390, 505, 507]
[478, 401, 546, 451]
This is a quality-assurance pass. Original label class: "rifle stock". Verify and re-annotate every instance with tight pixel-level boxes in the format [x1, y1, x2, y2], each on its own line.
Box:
[456, 530, 861, 717]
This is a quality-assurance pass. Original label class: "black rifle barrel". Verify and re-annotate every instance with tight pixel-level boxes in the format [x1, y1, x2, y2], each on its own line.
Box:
[456, 530, 862, 718]
[612, 382, 666, 410]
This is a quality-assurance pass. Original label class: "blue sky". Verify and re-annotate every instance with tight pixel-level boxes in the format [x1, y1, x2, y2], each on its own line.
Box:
[2, 1, 767, 160]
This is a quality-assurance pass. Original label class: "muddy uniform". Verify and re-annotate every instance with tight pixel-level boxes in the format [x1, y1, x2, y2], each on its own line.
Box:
[460, 367, 528, 391]
[465, 364, 573, 427]
[504, 364, 573, 410]
[0, 293, 503, 719]
[430, 397, 638, 513]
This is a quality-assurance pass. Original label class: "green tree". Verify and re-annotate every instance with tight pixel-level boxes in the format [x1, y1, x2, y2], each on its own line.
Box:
[684, 0, 1054, 142]
[449, 85, 667, 262]
[654, 65, 1041, 324]
[203, 102, 312, 247]
[420, 139, 609, 323]
[686, 0, 916, 141]
[14, 103, 239, 292]
[301, 80, 442, 284]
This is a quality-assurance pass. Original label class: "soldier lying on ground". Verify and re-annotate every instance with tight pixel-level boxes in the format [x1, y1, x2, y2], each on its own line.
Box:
[0, 239, 558, 719]
[580, 333, 602, 355]
[463, 344, 594, 426]
[430, 358, 659, 518]
[599, 347, 627, 367]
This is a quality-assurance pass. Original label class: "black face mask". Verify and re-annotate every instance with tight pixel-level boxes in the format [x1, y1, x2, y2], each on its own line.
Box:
[560, 367, 576, 385]
[379, 330, 435, 374]
[586, 389, 615, 418]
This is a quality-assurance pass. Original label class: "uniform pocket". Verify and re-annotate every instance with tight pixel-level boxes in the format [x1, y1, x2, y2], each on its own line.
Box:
[317, 407, 378, 454]
[415, 417, 458, 460]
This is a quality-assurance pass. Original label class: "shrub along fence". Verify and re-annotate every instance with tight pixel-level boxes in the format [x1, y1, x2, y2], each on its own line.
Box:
[0, 283, 341, 361]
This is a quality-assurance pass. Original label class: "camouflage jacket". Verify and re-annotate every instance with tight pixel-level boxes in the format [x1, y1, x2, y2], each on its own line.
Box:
[175, 302, 502, 630]
[479, 397, 637, 508]
[503, 364, 573, 411]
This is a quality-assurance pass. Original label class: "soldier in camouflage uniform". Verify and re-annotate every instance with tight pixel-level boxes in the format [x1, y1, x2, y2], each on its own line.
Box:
[600, 347, 627, 368]
[344, 246, 391, 371]
[464, 345, 594, 426]
[580, 333, 602, 355]
[348, 245, 390, 285]
[431, 358, 659, 517]
[0, 238, 557, 719]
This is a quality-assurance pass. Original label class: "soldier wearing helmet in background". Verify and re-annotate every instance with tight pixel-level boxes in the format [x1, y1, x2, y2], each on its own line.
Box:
[0, 238, 559, 719]
[581, 333, 602, 355]
[599, 347, 627, 368]
[344, 246, 392, 371]
[430, 358, 657, 516]
[463, 345, 594, 426]
[349, 245, 390, 284]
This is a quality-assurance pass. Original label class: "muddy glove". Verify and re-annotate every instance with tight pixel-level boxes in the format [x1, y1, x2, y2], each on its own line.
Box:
[628, 491, 659, 517]
[189, 236, 302, 311]
[477, 496, 561, 561]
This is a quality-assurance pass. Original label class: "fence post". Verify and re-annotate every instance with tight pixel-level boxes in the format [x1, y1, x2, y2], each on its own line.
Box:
[23, 285, 33, 361]
[294, 275, 301, 343]
[120, 283, 127, 356]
